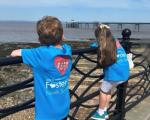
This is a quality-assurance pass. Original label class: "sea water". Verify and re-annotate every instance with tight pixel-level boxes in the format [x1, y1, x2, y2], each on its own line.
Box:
[0, 21, 150, 43]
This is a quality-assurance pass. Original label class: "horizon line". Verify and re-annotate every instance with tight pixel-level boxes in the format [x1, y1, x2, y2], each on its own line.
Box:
[0, 20, 150, 24]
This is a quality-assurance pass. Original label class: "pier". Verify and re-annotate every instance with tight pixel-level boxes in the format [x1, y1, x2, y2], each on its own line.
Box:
[0, 29, 150, 120]
[65, 22, 150, 32]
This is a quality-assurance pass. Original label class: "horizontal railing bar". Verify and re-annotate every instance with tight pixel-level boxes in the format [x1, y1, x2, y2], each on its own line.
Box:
[0, 78, 33, 91]
[0, 48, 97, 66]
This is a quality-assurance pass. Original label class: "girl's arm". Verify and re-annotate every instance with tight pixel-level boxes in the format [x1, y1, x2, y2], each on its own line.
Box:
[11, 49, 21, 57]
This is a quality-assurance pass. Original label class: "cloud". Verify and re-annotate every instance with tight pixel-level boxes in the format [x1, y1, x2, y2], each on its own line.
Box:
[0, 0, 150, 9]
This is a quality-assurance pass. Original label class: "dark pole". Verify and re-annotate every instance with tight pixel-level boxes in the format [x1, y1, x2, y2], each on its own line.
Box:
[122, 28, 132, 54]
[114, 28, 131, 120]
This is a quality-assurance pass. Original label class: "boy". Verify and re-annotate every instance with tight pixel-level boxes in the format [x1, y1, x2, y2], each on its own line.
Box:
[11, 16, 72, 120]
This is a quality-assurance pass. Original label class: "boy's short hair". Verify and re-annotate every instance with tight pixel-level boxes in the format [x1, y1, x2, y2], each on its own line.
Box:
[37, 16, 63, 45]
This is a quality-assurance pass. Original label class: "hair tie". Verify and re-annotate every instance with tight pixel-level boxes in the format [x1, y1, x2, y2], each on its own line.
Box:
[99, 24, 110, 29]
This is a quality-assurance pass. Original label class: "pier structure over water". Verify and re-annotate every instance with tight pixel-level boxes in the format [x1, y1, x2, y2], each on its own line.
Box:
[65, 22, 150, 32]
[0, 29, 150, 120]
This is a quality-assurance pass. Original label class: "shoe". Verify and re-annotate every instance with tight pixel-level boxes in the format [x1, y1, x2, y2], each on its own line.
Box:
[91, 111, 106, 120]
[104, 110, 109, 119]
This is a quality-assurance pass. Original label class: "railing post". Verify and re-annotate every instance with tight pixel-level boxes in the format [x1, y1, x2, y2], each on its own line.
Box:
[115, 82, 128, 120]
[121, 28, 132, 53]
[114, 28, 131, 120]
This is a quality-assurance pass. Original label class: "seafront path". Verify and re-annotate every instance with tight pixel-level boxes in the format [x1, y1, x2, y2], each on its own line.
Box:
[126, 96, 150, 120]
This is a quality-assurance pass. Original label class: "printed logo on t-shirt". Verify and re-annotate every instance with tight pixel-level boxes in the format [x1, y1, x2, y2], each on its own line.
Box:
[46, 78, 68, 95]
[117, 48, 128, 63]
[54, 56, 70, 75]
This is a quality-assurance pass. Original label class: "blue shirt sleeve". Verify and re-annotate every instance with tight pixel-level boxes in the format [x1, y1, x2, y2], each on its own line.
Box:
[90, 42, 98, 48]
[21, 48, 38, 67]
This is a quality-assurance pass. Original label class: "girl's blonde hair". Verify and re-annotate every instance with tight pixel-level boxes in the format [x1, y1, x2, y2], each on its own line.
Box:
[95, 24, 117, 68]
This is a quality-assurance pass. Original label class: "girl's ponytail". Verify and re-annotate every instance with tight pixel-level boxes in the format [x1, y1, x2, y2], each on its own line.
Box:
[95, 24, 117, 68]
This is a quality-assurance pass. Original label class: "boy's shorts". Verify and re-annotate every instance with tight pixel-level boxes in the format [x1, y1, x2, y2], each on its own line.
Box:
[101, 80, 125, 93]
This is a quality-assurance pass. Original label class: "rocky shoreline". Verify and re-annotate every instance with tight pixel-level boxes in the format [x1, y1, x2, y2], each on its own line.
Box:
[0, 40, 92, 57]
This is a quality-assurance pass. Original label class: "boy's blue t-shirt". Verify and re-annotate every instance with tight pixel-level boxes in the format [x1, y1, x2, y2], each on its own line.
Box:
[104, 40, 130, 81]
[21, 44, 72, 120]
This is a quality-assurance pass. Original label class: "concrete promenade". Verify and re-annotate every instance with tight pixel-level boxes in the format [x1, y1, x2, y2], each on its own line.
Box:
[126, 96, 150, 120]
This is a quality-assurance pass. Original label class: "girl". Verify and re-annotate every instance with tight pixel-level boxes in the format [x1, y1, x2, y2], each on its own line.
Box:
[91, 24, 130, 120]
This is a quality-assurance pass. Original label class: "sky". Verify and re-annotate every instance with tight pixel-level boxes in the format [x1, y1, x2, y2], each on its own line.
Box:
[0, 0, 150, 22]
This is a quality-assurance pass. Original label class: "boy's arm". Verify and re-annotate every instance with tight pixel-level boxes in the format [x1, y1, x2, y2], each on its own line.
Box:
[11, 48, 40, 67]
[11, 48, 39, 67]
[11, 49, 22, 57]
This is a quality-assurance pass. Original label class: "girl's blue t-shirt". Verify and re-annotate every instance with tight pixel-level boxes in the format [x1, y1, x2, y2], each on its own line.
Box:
[21, 44, 72, 120]
[104, 40, 130, 81]
[90, 40, 130, 81]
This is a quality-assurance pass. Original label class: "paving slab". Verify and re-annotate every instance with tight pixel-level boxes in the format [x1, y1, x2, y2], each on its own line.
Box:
[126, 96, 150, 120]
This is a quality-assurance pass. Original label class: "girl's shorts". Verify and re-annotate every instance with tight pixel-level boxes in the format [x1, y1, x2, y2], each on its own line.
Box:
[101, 80, 125, 93]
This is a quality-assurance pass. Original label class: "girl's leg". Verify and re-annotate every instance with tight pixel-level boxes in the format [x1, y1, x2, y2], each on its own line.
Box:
[91, 81, 112, 119]
[101, 81, 125, 110]
[106, 93, 111, 109]
[99, 81, 113, 110]
[99, 91, 108, 109]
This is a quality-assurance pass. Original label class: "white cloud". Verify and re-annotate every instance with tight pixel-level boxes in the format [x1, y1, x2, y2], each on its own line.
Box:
[0, 0, 150, 9]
